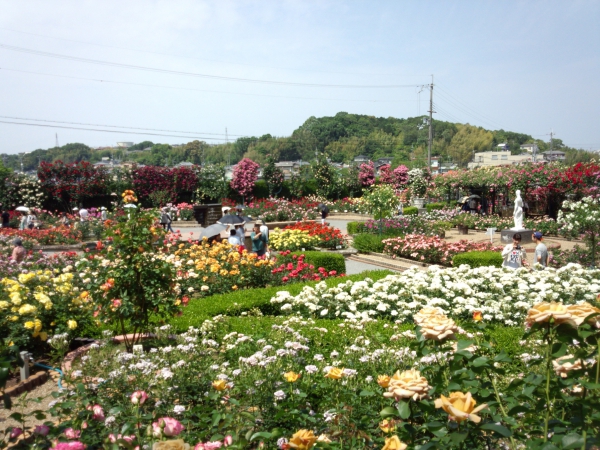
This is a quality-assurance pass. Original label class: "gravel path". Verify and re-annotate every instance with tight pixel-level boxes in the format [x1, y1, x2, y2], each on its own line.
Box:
[0, 376, 59, 431]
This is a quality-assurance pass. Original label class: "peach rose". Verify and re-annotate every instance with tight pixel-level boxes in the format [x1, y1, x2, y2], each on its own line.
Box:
[419, 314, 458, 341]
[525, 302, 575, 327]
[553, 355, 583, 378]
[413, 307, 444, 325]
[377, 375, 391, 388]
[153, 440, 190, 450]
[434, 392, 487, 423]
[383, 369, 430, 401]
[567, 302, 600, 328]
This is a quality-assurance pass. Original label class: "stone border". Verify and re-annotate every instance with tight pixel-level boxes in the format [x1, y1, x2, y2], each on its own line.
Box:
[3, 370, 49, 398]
[363, 251, 432, 267]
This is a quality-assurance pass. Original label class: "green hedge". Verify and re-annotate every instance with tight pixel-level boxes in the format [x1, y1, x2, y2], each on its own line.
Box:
[403, 206, 418, 215]
[452, 250, 503, 268]
[171, 270, 394, 331]
[426, 202, 446, 212]
[352, 233, 385, 253]
[346, 221, 364, 235]
[290, 251, 346, 274]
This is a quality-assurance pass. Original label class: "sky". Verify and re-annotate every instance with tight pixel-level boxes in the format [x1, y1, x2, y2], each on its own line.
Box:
[0, 0, 599, 153]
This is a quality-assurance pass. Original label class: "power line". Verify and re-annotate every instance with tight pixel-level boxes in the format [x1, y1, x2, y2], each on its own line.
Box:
[0, 67, 417, 103]
[0, 43, 422, 89]
[0, 26, 416, 78]
[0, 120, 227, 141]
[434, 90, 502, 130]
[435, 84, 505, 129]
[0, 115, 244, 137]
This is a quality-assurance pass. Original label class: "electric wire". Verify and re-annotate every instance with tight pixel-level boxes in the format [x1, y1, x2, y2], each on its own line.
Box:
[0, 67, 417, 104]
[0, 43, 422, 89]
[434, 90, 502, 130]
[435, 84, 505, 129]
[0, 114, 243, 137]
[0, 120, 228, 140]
[0, 26, 413, 78]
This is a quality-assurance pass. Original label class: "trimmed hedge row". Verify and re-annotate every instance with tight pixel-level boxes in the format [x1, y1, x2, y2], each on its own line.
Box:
[403, 206, 418, 215]
[426, 202, 446, 212]
[352, 233, 385, 253]
[290, 251, 346, 275]
[346, 221, 364, 235]
[171, 269, 394, 331]
[452, 250, 503, 268]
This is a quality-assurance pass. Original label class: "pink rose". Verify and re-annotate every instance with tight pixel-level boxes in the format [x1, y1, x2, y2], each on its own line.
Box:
[204, 442, 223, 450]
[10, 427, 23, 439]
[52, 442, 86, 450]
[92, 404, 105, 421]
[195, 445, 206, 450]
[224, 435, 233, 446]
[34, 425, 50, 436]
[130, 390, 148, 405]
[152, 417, 184, 437]
[64, 428, 81, 440]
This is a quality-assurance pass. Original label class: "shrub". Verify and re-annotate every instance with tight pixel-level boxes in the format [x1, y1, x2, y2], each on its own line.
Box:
[269, 228, 319, 251]
[403, 206, 418, 215]
[352, 233, 385, 253]
[346, 221, 363, 235]
[452, 250, 503, 268]
[426, 202, 446, 212]
[290, 251, 346, 275]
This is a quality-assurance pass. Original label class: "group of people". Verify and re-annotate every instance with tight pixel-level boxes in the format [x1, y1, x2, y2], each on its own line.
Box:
[501, 231, 548, 269]
[225, 220, 270, 258]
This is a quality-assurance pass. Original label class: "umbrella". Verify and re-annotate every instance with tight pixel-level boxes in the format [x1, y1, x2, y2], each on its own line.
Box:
[468, 195, 481, 199]
[199, 223, 228, 239]
[15, 206, 29, 212]
[217, 214, 245, 225]
[240, 216, 254, 222]
[459, 196, 470, 203]
[318, 203, 330, 214]
[235, 204, 246, 210]
[123, 204, 137, 209]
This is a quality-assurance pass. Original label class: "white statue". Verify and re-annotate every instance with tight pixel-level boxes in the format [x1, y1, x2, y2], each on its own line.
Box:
[512, 190, 524, 230]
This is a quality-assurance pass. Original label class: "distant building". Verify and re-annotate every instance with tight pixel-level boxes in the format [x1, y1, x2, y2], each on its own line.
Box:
[353, 155, 370, 165]
[116, 142, 134, 148]
[520, 143, 539, 154]
[173, 161, 195, 168]
[497, 143, 509, 151]
[274, 161, 308, 180]
[542, 150, 566, 162]
[468, 150, 532, 168]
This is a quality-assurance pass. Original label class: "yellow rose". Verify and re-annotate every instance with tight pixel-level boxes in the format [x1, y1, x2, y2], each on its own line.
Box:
[212, 380, 227, 391]
[67, 320, 78, 330]
[324, 367, 343, 380]
[383, 369, 430, 401]
[434, 392, 487, 423]
[39, 332, 48, 341]
[379, 419, 398, 433]
[567, 302, 600, 328]
[284, 371, 301, 383]
[24, 321, 35, 329]
[525, 302, 575, 327]
[316, 434, 331, 443]
[18, 304, 37, 315]
[382, 435, 407, 450]
[152, 440, 190, 450]
[377, 375, 391, 388]
[0, 300, 9, 310]
[289, 429, 317, 450]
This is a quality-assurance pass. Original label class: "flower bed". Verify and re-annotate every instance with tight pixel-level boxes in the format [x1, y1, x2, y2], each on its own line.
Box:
[226, 198, 319, 222]
[383, 234, 502, 265]
[271, 264, 600, 325]
[269, 228, 320, 251]
[284, 222, 346, 249]
[0, 227, 83, 247]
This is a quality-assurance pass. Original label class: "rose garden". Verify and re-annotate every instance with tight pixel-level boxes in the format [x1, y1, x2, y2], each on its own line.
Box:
[0, 159, 600, 449]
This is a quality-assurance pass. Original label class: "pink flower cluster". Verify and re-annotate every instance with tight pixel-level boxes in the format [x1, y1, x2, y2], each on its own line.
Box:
[383, 234, 502, 265]
[358, 162, 375, 187]
[230, 158, 260, 200]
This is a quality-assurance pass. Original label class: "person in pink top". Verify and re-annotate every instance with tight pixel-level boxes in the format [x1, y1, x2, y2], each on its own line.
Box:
[11, 238, 26, 263]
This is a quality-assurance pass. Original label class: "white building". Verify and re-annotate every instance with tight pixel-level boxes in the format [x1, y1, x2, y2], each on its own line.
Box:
[542, 151, 566, 162]
[520, 143, 539, 154]
[468, 151, 532, 168]
[116, 142, 134, 148]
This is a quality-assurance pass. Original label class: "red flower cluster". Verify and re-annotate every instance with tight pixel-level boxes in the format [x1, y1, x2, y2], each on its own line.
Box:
[0, 227, 83, 245]
[132, 166, 198, 204]
[38, 160, 109, 204]
[284, 222, 345, 249]
[272, 251, 343, 283]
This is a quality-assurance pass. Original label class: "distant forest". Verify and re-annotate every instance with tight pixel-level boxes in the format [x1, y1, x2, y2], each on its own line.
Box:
[2, 112, 595, 171]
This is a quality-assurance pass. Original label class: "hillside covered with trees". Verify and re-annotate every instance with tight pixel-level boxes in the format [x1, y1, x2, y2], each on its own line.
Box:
[3, 112, 595, 172]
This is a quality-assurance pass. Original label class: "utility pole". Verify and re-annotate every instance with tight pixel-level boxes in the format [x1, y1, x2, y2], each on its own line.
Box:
[427, 75, 434, 172]
[549, 129, 554, 151]
[226, 127, 230, 166]
[55, 133, 59, 148]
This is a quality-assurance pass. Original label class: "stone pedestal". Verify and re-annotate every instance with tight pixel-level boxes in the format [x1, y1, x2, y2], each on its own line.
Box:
[193, 204, 222, 227]
[500, 229, 533, 245]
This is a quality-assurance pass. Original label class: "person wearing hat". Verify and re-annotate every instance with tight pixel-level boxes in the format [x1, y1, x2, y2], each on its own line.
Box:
[533, 231, 548, 268]
[11, 238, 26, 263]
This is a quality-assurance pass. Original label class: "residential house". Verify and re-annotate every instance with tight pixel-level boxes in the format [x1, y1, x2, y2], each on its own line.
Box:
[468, 151, 532, 168]
[542, 151, 566, 162]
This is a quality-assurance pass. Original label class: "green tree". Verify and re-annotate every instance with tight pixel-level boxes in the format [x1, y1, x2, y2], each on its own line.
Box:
[447, 124, 494, 167]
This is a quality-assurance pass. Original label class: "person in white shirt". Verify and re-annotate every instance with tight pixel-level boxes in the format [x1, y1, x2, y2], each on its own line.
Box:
[235, 224, 246, 248]
[79, 207, 89, 222]
[228, 229, 241, 246]
[100, 207, 108, 221]
[501, 233, 526, 269]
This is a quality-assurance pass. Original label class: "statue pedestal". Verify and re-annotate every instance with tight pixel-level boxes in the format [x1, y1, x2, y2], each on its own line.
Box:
[500, 229, 533, 245]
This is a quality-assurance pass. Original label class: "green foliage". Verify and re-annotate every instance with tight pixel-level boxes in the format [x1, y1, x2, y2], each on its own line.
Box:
[403, 206, 418, 215]
[346, 221, 364, 235]
[148, 190, 172, 208]
[363, 184, 400, 219]
[194, 164, 229, 203]
[171, 270, 393, 330]
[426, 202, 446, 212]
[290, 251, 346, 274]
[452, 250, 503, 268]
[252, 180, 270, 199]
[352, 233, 385, 253]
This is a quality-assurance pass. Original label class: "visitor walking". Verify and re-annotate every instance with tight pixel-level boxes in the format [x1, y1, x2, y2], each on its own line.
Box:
[235, 224, 246, 250]
[79, 207, 89, 222]
[26, 211, 37, 230]
[251, 224, 267, 258]
[501, 233, 527, 269]
[532, 231, 548, 268]
[1, 210, 10, 228]
[19, 212, 27, 230]
[11, 238, 26, 263]
[228, 229, 241, 247]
